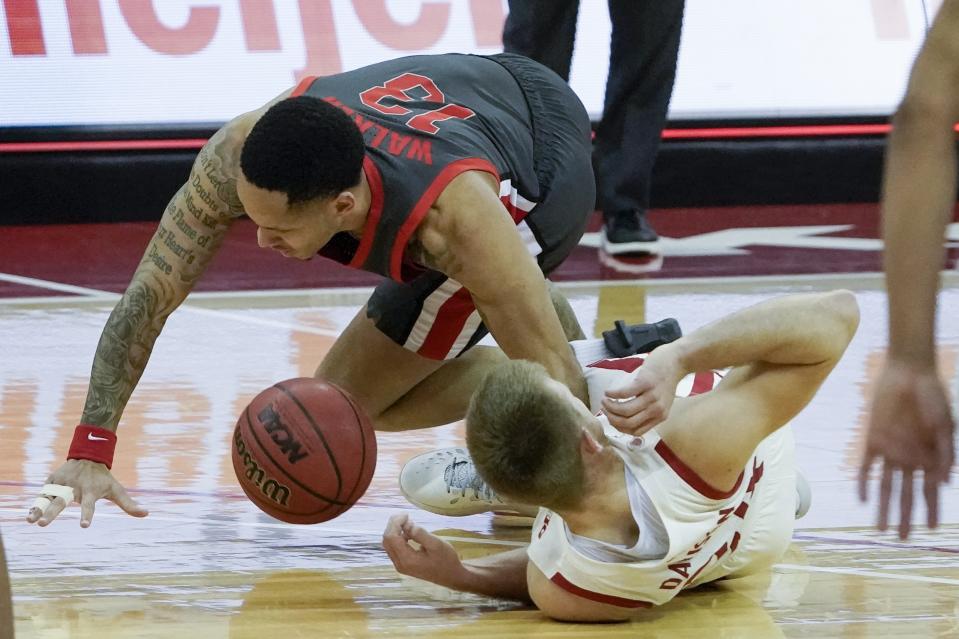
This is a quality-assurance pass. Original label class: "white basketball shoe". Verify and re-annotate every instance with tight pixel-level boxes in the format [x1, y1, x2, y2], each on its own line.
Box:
[401, 448, 811, 524]
[399, 447, 538, 527]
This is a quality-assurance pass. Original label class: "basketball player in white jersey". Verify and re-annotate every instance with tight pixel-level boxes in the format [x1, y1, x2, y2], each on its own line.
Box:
[383, 290, 858, 621]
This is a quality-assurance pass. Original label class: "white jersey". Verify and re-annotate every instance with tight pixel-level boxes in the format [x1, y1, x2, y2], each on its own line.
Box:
[526, 355, 796, 609]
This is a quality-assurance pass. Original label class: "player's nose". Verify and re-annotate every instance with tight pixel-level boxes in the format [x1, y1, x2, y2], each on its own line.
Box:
[256, 227, 275, 248]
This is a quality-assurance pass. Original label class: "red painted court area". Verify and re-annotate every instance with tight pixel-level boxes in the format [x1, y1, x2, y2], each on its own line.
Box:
[2, 202, 946, 298]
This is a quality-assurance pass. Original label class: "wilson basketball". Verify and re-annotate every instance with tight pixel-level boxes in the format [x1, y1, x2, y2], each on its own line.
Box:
[232, 378, 377, 524]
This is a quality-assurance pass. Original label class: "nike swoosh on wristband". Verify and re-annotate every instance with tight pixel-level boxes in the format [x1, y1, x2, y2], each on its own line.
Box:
[87, 433, 109, 441]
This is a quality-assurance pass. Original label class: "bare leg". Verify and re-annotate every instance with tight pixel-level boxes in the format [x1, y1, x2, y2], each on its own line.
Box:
[380, 287, 585, 429]
[0, 529, 13, 639]
[316, 306, 444, 426]
[548, 281, 586, 341]
[377, 346, 507, 431]
[319, 286, 585, 431]
[318, 308, 508, 431]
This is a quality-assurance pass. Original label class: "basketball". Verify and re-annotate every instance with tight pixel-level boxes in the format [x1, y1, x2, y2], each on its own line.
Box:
[231, 378, 377, 524]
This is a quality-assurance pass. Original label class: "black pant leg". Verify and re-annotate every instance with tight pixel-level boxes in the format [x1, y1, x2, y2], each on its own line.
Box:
[595, 0, 685, 214]
[502, 0, 580, 81]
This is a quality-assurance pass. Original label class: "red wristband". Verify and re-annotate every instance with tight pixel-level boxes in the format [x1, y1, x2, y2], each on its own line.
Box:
[67, 424, 117, 469]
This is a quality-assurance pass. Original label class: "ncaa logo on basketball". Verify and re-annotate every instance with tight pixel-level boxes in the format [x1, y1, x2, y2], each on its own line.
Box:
[258, 404, 310, 464]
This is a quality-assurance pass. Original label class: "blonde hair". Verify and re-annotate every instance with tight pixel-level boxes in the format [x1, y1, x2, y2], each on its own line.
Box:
[466, 360, 586, 510]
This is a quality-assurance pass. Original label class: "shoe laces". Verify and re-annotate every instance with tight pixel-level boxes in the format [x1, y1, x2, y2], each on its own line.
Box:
[444, 456, 498, 502]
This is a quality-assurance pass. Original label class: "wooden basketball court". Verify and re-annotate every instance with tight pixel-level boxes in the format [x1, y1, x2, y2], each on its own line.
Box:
[3, 272, 959, 637]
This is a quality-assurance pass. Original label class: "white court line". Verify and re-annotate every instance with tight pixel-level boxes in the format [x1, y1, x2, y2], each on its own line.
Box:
[189, 286, 376, 300]
[176, 305, 340, 337]
[0, 294, 107, 307]
[0, 270, 880, 311]
[775, 563, 959, 586]
[9, 268, 959, 310]
[0, 272, 116, 298]
[0, 272, 340, 337]
[557, 270, 889, 289]
[86, 272, 894, 296]
[776, 615, 956, 627]
[0, 507, 526, 547]
[5, 508, 959, 585]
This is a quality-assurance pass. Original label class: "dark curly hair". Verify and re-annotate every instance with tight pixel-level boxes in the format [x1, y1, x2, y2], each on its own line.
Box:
[240, 96, 365, 205]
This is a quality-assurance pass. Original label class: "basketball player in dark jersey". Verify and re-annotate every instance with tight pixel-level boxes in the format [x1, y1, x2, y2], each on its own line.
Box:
[26, 53, 598, 527]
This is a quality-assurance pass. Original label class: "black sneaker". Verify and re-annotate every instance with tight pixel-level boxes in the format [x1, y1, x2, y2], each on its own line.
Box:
[601, 209, 661, 255]
[602, 318, 682, 358]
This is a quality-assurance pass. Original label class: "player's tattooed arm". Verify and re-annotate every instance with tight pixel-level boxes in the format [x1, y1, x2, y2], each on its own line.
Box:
[80, 120, 251, 430]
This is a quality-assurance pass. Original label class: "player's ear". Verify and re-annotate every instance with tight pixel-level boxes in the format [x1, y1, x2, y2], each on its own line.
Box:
[579, 428, 603, 457]
[333, 190, 355, 217]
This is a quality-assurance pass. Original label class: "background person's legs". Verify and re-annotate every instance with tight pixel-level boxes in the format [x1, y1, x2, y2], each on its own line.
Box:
[596, 0, 685, 254]
[502, 0, 580, 80]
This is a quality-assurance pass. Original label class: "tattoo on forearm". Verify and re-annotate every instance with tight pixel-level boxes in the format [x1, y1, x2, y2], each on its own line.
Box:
[147, 242, 174, 275]
[80, 125, 246, 428]
[81, 278, 177, 428]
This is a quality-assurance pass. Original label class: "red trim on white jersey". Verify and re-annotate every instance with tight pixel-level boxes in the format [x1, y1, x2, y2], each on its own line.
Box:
[655, 439, 744, 500]
[550, 573, 653, 609]
[290, 75, 317, 97]
[588, 355, 646, 373]
[689, 371, 715, 395]
[588, 357, 721, 397]
[349, 156, 385, 269]
[587, 356, 731, 497]
[388, 157, 499, 281]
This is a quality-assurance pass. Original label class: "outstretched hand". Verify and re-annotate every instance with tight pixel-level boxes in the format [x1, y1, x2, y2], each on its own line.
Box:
[860, 361, 954, 539]
[26, 459, 148, 528]
[382, 514, 465, 588]
[601, 350, 685, 435]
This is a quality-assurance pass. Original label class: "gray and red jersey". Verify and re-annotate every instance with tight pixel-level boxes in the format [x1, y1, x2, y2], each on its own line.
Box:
[293, 53, 542, 283]
[294, 53, 594, 361]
